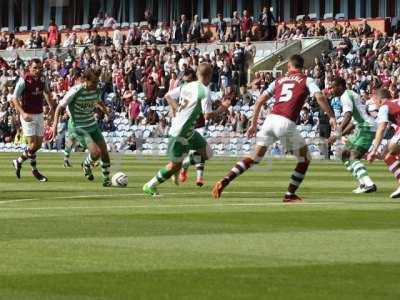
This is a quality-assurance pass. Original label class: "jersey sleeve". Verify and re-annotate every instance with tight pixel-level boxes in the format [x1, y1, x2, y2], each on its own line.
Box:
[59, 85, 80, 108]
[377, 105, 389, 124]
[340, 92, 353, 114]
[166, 87, 181, 100]
[12, 77, 26, 100]
[262, 80, 276, 97]
[306, 77, 321, 96]
[201, 89, 213, 114]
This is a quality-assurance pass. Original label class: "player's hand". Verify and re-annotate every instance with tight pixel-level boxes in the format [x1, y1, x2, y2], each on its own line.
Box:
[246, 125, 257, 138]
[329, 117, 337, 131]
[221, 98, 231, 109]
[49, 125, 57, 142]
[367, 151, 377, 163]
[327, 134, 337, 145]
[21, 112, 32, 122]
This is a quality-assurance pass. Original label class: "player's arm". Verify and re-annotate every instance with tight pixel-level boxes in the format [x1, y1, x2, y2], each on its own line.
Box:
[341, 122, 355, 136]
[203, 98, 230, 120]
[96, 101, 109, 116]
[307, 78, 336, 130]
[315, 92, 336, 130]
[10, 77, 31, 121]
[44, 81, 55, 116]
[367, 105, 389, 162]
[165, 87, 180, 116]
[246, 93, 269, 138]
[246, 80, 275, 138]
[50, 86, 77, 140]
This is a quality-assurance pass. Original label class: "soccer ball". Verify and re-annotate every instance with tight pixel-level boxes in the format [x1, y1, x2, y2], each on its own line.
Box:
[111, 172, 128, 187]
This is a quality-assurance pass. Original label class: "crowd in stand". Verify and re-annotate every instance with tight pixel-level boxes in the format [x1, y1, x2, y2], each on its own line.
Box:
[277, 18, 373, 40]
[0, 7, 395, 156]
[0, 7, 278, 51]
[0, 35, 258, 150]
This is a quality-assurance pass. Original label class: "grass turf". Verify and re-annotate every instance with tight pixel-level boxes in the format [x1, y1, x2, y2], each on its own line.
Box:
[0, 152, 399, 300]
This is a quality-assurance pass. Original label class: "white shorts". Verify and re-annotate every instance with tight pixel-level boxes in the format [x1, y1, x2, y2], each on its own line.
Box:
[256, 114, 306, 151]
[20, 113, 44, 137]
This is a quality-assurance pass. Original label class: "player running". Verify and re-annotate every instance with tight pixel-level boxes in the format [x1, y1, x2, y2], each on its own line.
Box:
[166, 68, 211, 187]
[51, 69, 112, 187]
[212, 54, 336, 202]
[329, 77, 377, 193]
[143, 63, 230, 196]
[11, 58, 53, 182]
[367, 88, 400, 198]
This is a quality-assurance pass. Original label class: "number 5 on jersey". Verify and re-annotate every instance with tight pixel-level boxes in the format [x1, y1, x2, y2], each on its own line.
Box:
[279, 83, 295, 102]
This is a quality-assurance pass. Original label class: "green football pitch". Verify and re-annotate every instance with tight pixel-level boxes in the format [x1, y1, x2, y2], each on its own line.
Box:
[0, 152, 399, 300]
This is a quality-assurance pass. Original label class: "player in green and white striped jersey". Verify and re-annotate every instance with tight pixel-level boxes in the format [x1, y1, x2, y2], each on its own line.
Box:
[143, 63, 231, 196]
[51, 69, 112, 187]
[329, 77, 377, 193]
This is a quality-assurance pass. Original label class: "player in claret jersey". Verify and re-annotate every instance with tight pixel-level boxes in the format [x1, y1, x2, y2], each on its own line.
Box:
[11, 58, 54, 182]
[212, 54, 337, 202]
[367, 88, 400, 198]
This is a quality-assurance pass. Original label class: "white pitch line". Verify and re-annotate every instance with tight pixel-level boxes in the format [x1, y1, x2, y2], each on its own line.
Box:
[0, 190, 357, 205]
[0, 202, 345, 211]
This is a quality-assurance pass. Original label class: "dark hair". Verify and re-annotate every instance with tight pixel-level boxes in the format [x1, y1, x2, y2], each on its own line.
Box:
[331, 77, 346, 88]
[288, 54, 304, 69]
[30, 58, 42, 65]
[375, 88, 391, 100]
[183, 68, 196, 79]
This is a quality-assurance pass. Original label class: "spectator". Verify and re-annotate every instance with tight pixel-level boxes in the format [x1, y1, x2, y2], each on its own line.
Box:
[144, 76, 158, 105]
[128, 95, 141, 125]
[180, 14, 190, 43]
[216, 14, 227, 42]
[92, 12, 104, 28]
[43, 119, 54, 150]
[171, 20, 181, 44]
[359, 19, 372, 36]
[103, 13, 117, 28]
[113, 26, 124, 50]
[189, 15, 203, 42]
[33, 31, 43, 48]
[144, 10, 158, 30]
[231, 11, 241, 42]
[259, 5, 276, 41]
[241, 10, 253, 40]
[92, 30, 102, 46]
[47, 19, 59, 47]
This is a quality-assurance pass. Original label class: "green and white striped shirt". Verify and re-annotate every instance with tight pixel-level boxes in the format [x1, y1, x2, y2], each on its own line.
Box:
[59, 84, 101, 131]
[168, 81, 212, 138]
[340, 90, 376, 132]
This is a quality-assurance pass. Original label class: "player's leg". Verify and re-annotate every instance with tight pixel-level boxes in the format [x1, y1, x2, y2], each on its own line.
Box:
[340, 148, 364, 192]
[63, 136, 75, 168]
[187, 143, 213, 187]
[284, 145, 311, 202]
[212, 115, 275, 199]
[143, 136, 187, 196]
[212, 145, 266, 199]
[81, 129, 101, 181]
[144, 161, 182, 196]
[13, 115, 36, 178]
[346, 130, 376, 193]
[13, 135, 33, 178]
[91, 128, 112, 187]
[349, 149, 376, 193]
[180, 132, 212, 186]
[383, 134, 400, 198]
[29, 135, 49, 182]
[281, 118, 311, 202]
[179, 151, 194, 183]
